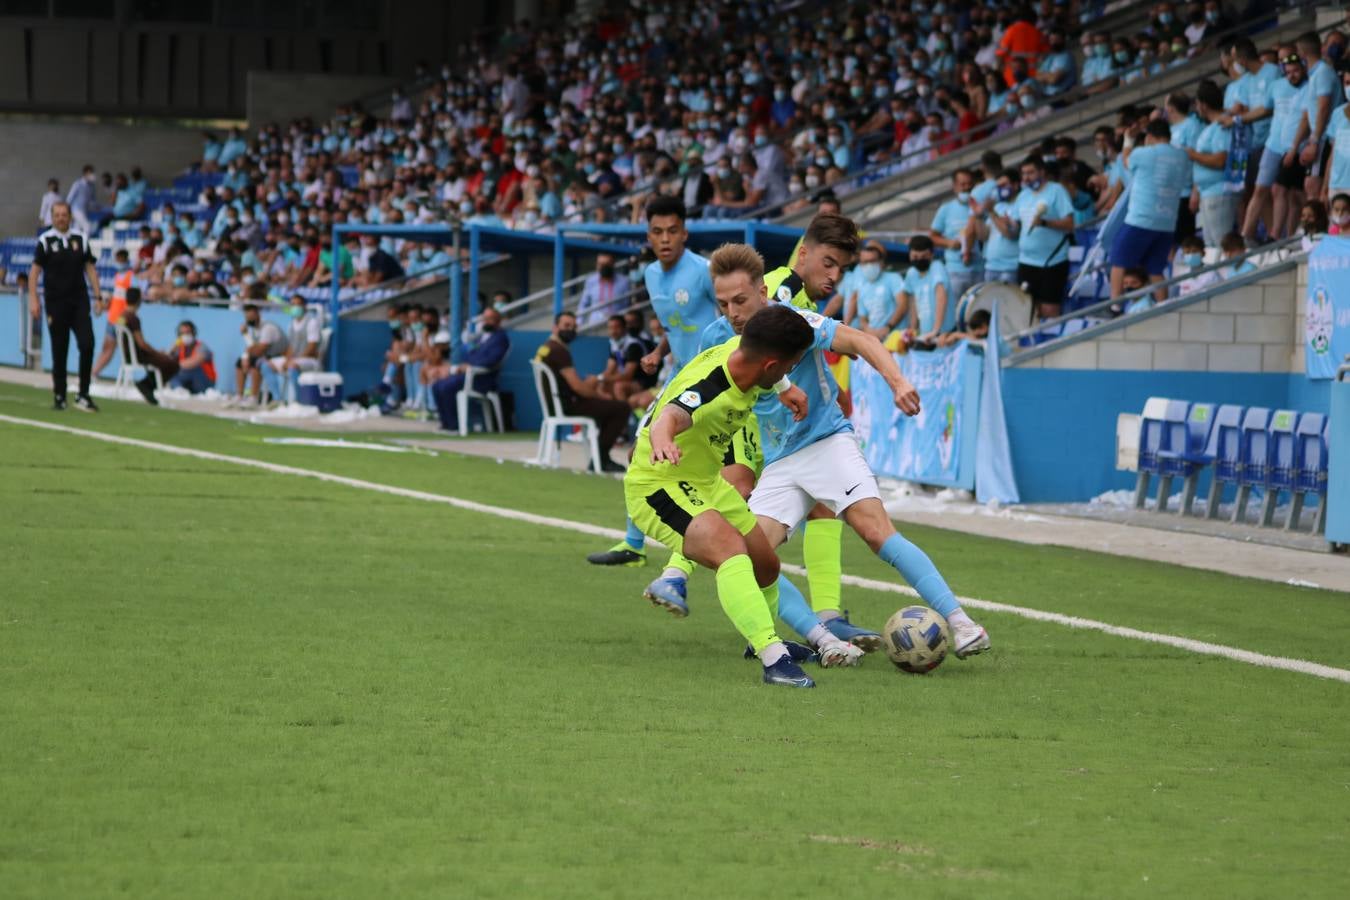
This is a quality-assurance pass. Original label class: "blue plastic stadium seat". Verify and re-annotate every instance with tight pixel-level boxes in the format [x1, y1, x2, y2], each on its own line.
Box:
[1204, 404, 1246, 518]
[1157, 402, 1215, 516]
[1257, 410, 1300, 526]
[1133, 397, 1180, 508]
[1231, 407, 1272, 524]
[1286, 413, 1330, 533]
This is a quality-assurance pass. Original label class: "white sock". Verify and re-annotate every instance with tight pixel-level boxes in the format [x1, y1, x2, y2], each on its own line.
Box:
[759, 641, 788, 666]
[947, 608, 974, 628]
[816, 608, 841, 622]
[805, 624, 831, 647]
[661, 566, 686, 581]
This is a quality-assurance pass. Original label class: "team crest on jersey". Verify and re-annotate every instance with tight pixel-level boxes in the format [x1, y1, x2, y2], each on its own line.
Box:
[678, 390, 702, 408]
[674, 288, 689, 306]
[775, 285, 793, 303]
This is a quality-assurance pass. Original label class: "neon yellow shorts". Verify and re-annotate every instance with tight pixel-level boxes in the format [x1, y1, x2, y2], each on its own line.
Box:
[625, 474, 758, 557]
[720, 414, 763, 477]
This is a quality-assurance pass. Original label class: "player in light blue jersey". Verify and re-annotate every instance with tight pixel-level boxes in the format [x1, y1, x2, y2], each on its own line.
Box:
[709, 232, 992, 660]
[587, 196, 720, 574]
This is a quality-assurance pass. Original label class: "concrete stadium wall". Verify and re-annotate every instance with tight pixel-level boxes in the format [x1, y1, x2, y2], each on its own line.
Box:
[1002, 264, 1332, 502]
[0, 118, 203, 238]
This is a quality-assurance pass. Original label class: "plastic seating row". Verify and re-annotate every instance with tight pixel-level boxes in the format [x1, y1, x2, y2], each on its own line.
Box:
[1134, 398, 1330, 533]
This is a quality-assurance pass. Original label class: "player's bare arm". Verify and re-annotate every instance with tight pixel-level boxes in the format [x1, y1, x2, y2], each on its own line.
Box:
[830, 324, 921, 416]
[648, 405, 693, 465]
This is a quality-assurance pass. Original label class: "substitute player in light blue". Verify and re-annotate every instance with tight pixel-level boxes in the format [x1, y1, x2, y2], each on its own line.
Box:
[929, 168, 983, 303]
[587, 196, 719, 569]
[732, 234, 992, 660]
[901, 234, 951, 340]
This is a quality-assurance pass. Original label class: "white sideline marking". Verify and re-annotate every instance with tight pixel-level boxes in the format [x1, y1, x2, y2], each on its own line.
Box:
[5, 412, 1349, 686]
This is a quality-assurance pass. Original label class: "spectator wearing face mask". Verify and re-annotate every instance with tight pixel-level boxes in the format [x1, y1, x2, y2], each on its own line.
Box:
[354, 236, 405, 288]
[1298, 198, 1329, 251]
[901, 234, 951, 343]
[1082, 33, 1119, 94]
[534, 311, 629, 473]
[930, 168, 984, 304]
[1166, 93, 1205, 242]
[1296, 31, 1343, 201]
[1111, 120, 1191, 303]
[118, 290, 180, 406]
[844, 241, 906, 340]
[168, 320, 217, 395]
[1014, 155, 1077, 320]
[260, 298, 323, 406]
[1330, 193, 1350, 235]
[1037, 29, 1077, 100]
[431, 307, 510, 433]
[576, 253, 631, 329]
[975, 168, 1024, 285]
[1175, 235, 1218, 296]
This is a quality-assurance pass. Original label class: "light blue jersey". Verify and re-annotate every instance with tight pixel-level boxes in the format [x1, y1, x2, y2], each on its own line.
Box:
[853, 270, 905, 329]
[972, 178, 998, 208]
[1243, 62, 1282, 147]
[1040, 50, 1077, 97]
[1329, 105, 1350, 194]
[902, 261, 952, 334]
[1193, 121, 1231, 198]
[1013, 182, 1074, 266]
[1305, 61, 1338, 136]
[1265, 77, 1310, 155]
[753, 308, 845, 466]
[1081, 56, 1115, 87]
[931, 197, 981, 273]
[1170, 114, 1204, 197]
[645, 249, 718, 368]
[1124, 143, 1190, 232]
[984, 200, 1020, 273]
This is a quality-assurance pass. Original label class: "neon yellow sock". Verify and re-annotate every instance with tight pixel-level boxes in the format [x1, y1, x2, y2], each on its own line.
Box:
[761, 578, 780, 620]
[803, 517, 844, 613]
[664, 551, 695, 577]
[715, 554, 779, 653]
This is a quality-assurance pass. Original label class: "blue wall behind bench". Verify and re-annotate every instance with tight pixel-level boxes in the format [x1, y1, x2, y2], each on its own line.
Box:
[1003, 368, 1333, 503]
[493, 330, 610, 431]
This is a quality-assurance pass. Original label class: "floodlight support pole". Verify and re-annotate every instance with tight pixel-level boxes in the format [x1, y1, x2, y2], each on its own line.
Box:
[450, 222, 463, 360]
[468, 225, 481, 321]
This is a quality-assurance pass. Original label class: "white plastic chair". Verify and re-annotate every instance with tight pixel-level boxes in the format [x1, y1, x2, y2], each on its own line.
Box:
[457, 365, 505, 437]
[114, 324, 163, 396]
[530, 359, 601, 472]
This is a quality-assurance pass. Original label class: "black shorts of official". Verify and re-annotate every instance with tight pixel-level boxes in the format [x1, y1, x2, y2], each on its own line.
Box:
[1309, 139, 1332, 179]
[1017, 261, 1071, 309]
[1276, 157, 1307, 190]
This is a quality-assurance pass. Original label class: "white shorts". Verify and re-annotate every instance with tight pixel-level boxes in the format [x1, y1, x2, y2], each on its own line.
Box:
[749, 431, 880, 530]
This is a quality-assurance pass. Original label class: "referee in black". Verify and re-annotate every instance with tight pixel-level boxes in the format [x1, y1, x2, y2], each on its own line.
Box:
[29, 200, 103, 411]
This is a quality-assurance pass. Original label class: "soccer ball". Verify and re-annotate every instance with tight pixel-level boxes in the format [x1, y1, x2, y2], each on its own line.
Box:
[881, 606, 950, 673]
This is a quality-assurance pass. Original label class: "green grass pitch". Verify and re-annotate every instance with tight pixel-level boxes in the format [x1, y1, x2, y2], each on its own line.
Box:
[1, 381, 1348, 898]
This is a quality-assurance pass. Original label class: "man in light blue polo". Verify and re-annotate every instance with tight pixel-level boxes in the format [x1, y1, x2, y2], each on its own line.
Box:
[1013, 155, 1076, 319]
[1223, 37, 1282, 235]
[1240, 46, 1309, 242]
[929, 168, 982, 304]
[1110, 119, 1191, 301]
[1294, 31, 1340, 199]
[1167, 92, 1204, 242]
[1187, 80, 1236, 247]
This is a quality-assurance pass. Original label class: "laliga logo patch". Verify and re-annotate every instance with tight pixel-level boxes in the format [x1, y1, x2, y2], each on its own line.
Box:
[678, 390, 702, 409]
[776, 285, 793, 303]
[800, 310, 824, 327]
[674, 288, 690, 306]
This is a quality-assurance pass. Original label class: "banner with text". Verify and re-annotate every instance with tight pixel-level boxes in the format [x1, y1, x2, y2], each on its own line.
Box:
[850, 343, 981, 489]
[1305, 236, 1350, 380]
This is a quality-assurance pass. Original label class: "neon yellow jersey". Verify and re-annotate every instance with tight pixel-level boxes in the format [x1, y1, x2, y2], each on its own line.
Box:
[628, 337, 763, 484]
[763, 266, 818, 312]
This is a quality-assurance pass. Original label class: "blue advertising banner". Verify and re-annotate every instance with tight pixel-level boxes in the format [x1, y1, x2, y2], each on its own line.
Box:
[850, 343, 982, 489]
[1305, 236, 1350, 380]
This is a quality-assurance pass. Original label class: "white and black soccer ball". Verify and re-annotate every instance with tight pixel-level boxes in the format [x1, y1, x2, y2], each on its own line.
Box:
[881, 606, 950, 673]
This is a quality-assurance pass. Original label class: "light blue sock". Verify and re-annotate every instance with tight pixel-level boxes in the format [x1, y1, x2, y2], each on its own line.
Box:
[776, 575, 820, 641]
[624, 517, 646, 552]
[879, 533, 958, 618]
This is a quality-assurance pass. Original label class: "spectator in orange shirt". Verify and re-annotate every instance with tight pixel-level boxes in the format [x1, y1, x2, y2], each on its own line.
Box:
[996, 7, 1049, 87]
